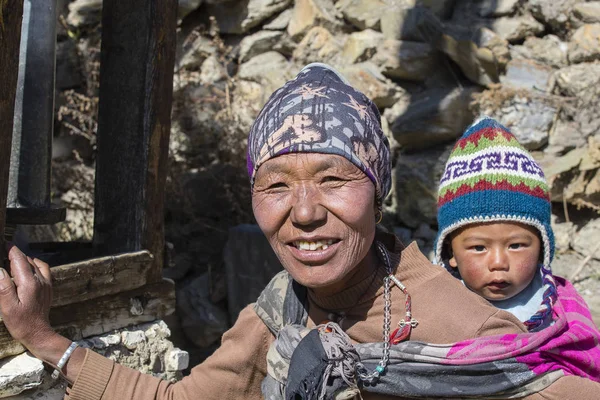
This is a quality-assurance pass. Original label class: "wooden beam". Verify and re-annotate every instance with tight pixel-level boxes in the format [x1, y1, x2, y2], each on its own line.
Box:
[93, 0, 178, 282]
[0, 279, 176, 360]
[51, 251, 154, 307]
[0, 0, 24, 267]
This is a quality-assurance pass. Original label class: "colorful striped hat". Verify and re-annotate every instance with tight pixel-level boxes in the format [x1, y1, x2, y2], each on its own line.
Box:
[434, 117, 556, 330]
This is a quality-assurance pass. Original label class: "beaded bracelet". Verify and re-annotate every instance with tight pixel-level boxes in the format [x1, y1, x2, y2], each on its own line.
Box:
[51, 342, 79, 379]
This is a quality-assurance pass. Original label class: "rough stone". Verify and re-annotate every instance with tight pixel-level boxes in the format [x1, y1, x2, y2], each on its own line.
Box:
[176, 35, 217, 71]
[479, 0, 519, 17]
[501, 59, 554, 92]
[395, 144, 453, 228]
[0, 353, 44, 397]
[239, 30, 284, 62]
[511, 35, 569, 68]
[165, 348, 190, 372]
[292, 27, 344, 66]
[237, 51, 295, 96]
[572, 2, 600, 24]
[178, 0, 202, 20]
[568, 24, 600, 63]
[372, 39, 439, 81]
[264, 9, 293, 30]
[528, 0, 582, 32]
[205, 0, 292, 34]
[67, 0, 102, 27]
[548, 119, 588, 150]
[121, 330, 146, 350]
[144, 320, 171, 340]
[225, 224, 283, 320]
[338, 62, 405, 108]
[391, 87, 479, 150]
[336, 0, 389, 30]
[492, 14, 545, 43]
[380, 5, 434, 42]
[553, 63, 600, 97]
[573, 219, 600, 259]
[199, 55, 227, 85]
[342, 29, 383, 64]
[287, 0, 344, 40]
[89, 333, 121, 349]
[178, 273, 230, 348]
[551, 217, 576, 253]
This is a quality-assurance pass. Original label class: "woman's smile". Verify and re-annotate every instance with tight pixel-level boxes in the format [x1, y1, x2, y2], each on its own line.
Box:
[287, 238, 342, 265]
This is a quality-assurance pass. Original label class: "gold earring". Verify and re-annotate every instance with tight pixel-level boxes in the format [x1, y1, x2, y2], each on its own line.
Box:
[376, 210, 383, 224]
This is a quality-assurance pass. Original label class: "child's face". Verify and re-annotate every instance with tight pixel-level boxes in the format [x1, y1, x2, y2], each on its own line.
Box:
[448, 222, 541, 301]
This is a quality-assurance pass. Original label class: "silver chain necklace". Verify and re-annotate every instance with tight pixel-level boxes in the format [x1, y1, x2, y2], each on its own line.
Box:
[355, 242, 418, 384]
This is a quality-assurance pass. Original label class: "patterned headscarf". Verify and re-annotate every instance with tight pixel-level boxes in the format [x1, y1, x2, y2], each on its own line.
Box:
[246, 63, 392, 205]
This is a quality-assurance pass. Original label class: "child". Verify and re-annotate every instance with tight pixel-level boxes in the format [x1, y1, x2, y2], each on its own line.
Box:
[434, 117, 563, 331]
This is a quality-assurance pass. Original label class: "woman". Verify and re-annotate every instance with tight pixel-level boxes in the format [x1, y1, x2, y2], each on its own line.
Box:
[0, 64, 595, 399]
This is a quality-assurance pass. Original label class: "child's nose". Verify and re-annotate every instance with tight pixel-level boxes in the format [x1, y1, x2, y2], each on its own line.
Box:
[488, 248, 509, 271]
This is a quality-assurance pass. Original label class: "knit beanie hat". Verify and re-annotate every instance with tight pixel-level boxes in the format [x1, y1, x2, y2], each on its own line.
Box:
[433, 117, 557, 330]
[246, 63, 392, 206]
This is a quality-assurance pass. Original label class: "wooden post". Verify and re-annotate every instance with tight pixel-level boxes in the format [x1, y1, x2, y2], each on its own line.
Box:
[93, 0, 177, 281]
[0, 0, 24, 267]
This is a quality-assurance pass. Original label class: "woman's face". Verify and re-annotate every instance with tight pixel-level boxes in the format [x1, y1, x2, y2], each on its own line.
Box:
[252, 153, 378, 295]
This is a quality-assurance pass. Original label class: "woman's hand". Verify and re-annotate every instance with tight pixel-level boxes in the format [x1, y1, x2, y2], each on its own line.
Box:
[0, 245, 56, 354]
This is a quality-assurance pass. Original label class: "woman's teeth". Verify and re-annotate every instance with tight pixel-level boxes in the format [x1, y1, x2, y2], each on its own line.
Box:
[294, 240, 334, 251]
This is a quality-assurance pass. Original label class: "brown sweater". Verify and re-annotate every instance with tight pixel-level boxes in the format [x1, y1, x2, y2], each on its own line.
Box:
[65, 240, 599, 400]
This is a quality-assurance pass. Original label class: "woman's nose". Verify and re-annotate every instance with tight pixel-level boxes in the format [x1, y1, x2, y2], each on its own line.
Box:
[488, 248, 509, 271]
[290, 184, 326, 226]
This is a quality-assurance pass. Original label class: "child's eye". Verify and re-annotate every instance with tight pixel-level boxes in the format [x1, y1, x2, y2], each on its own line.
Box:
[472, 245, 486, 252]
[509, 243, 524, 250]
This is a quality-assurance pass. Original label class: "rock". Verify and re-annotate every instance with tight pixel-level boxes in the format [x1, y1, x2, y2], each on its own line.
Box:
[178, 0, 202, 20]
[553, 63, 600, 97]
[479, 0, 518, 17]
[549, 119, 588, 150]
[238, 51, 295, 95]
[264, 9, 293, 30]
[573, 219, 600, 259]
[239, 30, 284, 62]
[395, 144, 453, 228]
[165, 348, 190, 372]
[287, 0, 344, 40]
[205, 0, 292, 34]
[476, 27, 511, 68]
[199, 55, 227, 84]
[0, 353, 44, 397]
[292, 27, 344, 66]
[176, 35, 217, 71]
[342, 29, 383, 64]
[528, 0, 581, 32]
[414, 222, 437, 242]
[121, 330, 146, 350]
[89, 333, 121, 349]
[178, 273, 230, 347]
[511, 35, 569, 68]
[391, 87, 479, 151]
[572, 1, 600, 24]
[338, 62, 406, 108]
[551, 217, 576, 253]
[492, 14, 545, 43]
[336, 0, 388, 30]
[372, 39, 439, 81]
[501, 59, 554, 92]
[393, 226, 413, 245]
[144, 320, 171, 340]
[568, 24, 600, 64]
[380, 5, 435, 42]
[224, 224, 283, 319]
[67, 0, 102, 27]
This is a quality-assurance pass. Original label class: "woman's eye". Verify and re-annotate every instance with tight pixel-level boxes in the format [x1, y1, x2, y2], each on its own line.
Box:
[267, 182, 288, 190]
[322, 176, 345, 183]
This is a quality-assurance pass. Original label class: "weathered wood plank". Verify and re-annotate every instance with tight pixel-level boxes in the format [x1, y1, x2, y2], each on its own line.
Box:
[51, 251, 154, 307]
[0, 279, 175, 359]
[93, 0, 178, 282]
[0, 0, 24, 267]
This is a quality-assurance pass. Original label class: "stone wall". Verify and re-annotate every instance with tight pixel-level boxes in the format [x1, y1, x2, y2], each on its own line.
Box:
[1, 321, 188, 398]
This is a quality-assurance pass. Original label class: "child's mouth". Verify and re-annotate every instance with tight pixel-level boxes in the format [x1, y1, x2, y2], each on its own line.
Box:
[486, 281, 509, 290]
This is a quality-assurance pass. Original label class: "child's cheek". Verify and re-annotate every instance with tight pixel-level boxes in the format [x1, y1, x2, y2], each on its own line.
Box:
[461, 260, 486, 285]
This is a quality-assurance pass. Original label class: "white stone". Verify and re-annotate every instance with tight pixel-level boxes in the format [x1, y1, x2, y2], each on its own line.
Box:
[553, 63, 600, 97]
[551, 217, 576, 253]
[0, 353, 44, 397]
[165, 348, 190, 372]
[492, 14, 545, 43]
[144, 320, 171, 340]
[479, 0, 518, 17]
[239, 30, 284, 62]
[573, 219, 600, 260]
[121, 330, 146, 350]
[336, 0, 389, 30]
[572, 2, 600, 24]
[206, 0, 292, 34]
[264, 9, 293, 30]
[501, 59, 554, 92]
[568, 24, 600, 64]
[287, 0, 343, 40]
[200, 56, 227, 84]
[338, 62, 404, 108]
[528, 0, 581, 31]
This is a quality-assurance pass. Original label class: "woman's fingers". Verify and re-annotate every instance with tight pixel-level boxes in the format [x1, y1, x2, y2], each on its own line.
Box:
[31, 258, 52, 286]
[0, 267, 18, 316]
[7, 245, 35, 287]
